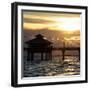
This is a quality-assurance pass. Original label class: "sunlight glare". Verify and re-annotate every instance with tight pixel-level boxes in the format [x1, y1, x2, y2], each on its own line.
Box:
[60, 22, 79, 31]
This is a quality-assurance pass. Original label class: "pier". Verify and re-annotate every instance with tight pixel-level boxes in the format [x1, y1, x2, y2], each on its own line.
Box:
[24, 34, 80, 62]
[52, 47, 80, 60]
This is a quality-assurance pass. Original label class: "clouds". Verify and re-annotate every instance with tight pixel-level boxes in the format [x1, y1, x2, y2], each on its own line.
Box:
[23, 18, 55, 24]
[22, 11, 80, 31]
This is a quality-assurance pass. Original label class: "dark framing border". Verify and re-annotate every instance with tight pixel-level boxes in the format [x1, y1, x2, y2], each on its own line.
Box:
[11, 2, 88, 87]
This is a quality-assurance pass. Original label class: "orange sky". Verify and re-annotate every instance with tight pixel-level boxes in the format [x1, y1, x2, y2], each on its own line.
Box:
[23, 11, 80, 32]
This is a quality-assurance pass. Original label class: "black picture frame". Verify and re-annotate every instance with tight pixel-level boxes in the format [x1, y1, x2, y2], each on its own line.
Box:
[11, 2, 88, 87]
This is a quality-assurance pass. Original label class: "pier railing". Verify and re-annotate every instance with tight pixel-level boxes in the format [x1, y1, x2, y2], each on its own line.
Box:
[52, 47, 80, 60]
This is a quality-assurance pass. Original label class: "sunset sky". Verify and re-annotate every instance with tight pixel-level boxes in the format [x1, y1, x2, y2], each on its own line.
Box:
[23, 11, 81, 32]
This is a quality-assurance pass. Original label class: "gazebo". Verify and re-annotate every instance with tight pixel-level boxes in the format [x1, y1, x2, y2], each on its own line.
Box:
[25, 34, 53, 63]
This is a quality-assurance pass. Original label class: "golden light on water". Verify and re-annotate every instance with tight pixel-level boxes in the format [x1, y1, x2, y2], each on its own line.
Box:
[23, 11, 80, 77]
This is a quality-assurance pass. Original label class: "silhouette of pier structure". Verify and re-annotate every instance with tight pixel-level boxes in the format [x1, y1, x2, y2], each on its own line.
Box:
[52, 47, 80, 60]
[24, 34, 80, 62]
[25, 34, 52, 63]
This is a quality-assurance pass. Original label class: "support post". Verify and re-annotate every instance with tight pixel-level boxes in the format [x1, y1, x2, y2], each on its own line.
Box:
[62, 49, 65, 60]
[41, 53, 43, 60]
[31, 52, 34, 63]
[79, 49, 80, 61]
[45, 53, 48, 60]
[27, 50, 30, 61]
[62, 40, 65, 60]
[50, 51, 52, 60]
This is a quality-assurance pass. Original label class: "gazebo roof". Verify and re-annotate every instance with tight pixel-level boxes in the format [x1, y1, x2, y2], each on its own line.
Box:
[26, 34, 52, 45]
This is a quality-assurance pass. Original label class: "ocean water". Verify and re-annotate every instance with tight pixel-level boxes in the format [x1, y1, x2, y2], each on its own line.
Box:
[23, 51, 80, 77]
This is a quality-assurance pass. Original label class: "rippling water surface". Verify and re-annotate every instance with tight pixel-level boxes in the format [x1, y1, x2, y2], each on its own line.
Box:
[23, 55, 80, 77]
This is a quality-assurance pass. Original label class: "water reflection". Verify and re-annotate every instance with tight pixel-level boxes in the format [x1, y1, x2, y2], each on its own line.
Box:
[23, 56, 80, 77]
[62, 56, 80, 76]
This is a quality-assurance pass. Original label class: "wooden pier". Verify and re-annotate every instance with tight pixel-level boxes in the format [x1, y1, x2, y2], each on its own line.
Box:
[52, 47, 80, 60]
[24, 47, 80, 61]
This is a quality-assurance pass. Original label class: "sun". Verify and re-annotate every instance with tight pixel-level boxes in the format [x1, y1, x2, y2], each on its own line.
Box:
[61, 22, 79, 31]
